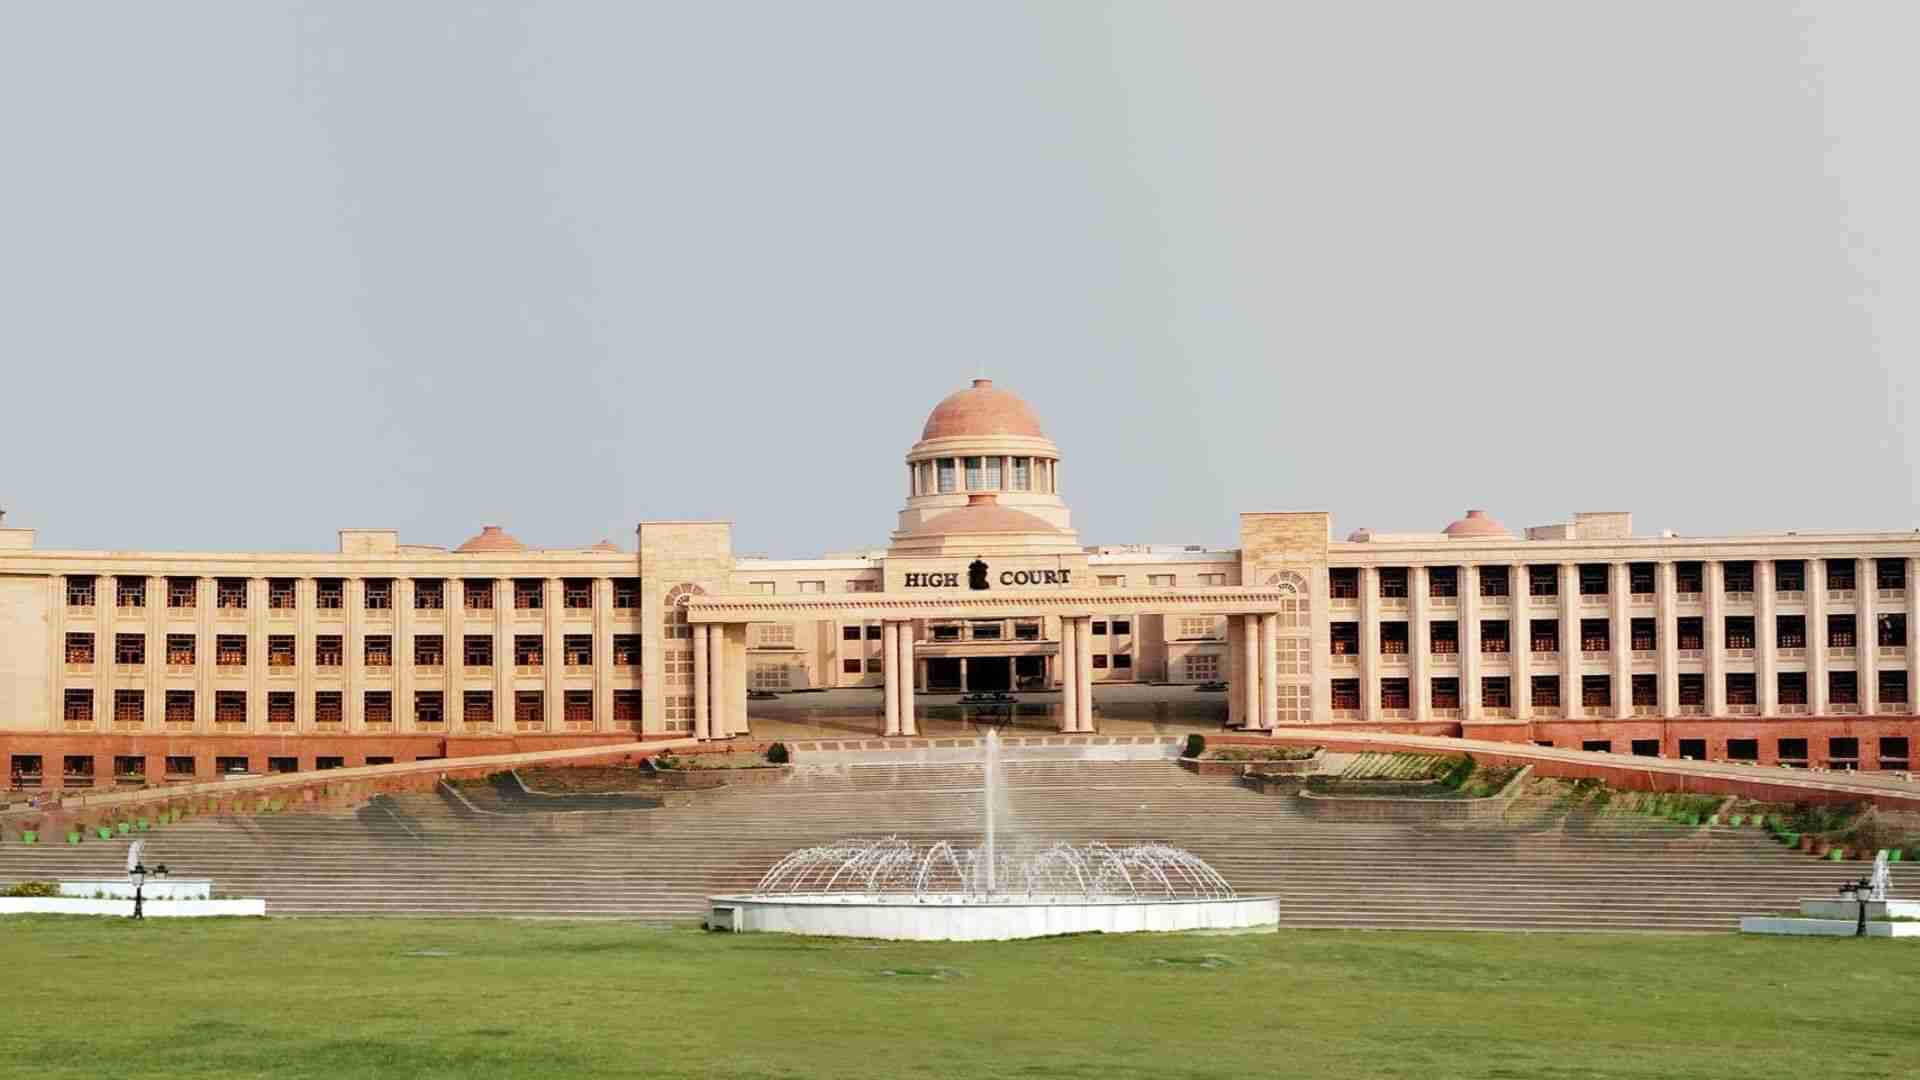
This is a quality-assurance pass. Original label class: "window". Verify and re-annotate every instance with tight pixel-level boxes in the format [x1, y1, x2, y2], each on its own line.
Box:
[1678, 674, 1705, 706]
[1480, 621, 1509, 652]
[1527, 566, 1557, 597]
[316, 579, 344, 609]
[1880, 614, 1908, 648]
[364, 636, 393, 667]
[1184, 654, 1219, 681]
[66, 576, 96, 607]
[1776, 615, 1805, 649]
[414, 635, 445, 667]
[1092, 655, 1108, 669]
[846, 579, 880, 593]
[364, 690, 392, 725]
[1724, 673, 1757, 706]
[216, 635, 247, 666]
[1828, 615, 1855, 648]
[267, 692, 294, 725]
[1531, 675, 1560, 708]
[516, 691, 544, 725]
[563, 635, 592, 666]
[564, 579, 593, 609]
[796, 580, 824, 594]
[1877, 558, 1907, 591]
[513, 579, 544, 609]
[117, 578, 146, 608]
[1012, 457, 1030, 490]
[464, 579, 495, 610]
[364, 579, 393, 610]
[1677, 618, 1703, 651]
[414, 579, 444, 609]
[982, 456, 1002, 489]
[465, 635, 496, 667]
[1578, 564, 1608, 596]
[1631, 739, 1659, 757]
[932, 624, 962, 642]
[746, 581, 774, 595]
[165, 755, 195, 777]
[1775, 560, 1804, 592]
[1329, 569, 1359, 599]
[1381, 678, 1409, 709]
[1631, 674, 1657, 706]
[1675, 562, 1704, 594]
[1580, 619, 1609, 652]
[1431, 621, 1459, 653]
[165, 691, 193, 724]
[106, 693, 141, 727]
[1098, 575, 1124, 588]
[1582, 675, 1610, 707]
[268, 635, 295, 668]
[1630, 619, 1656, 651]
[1331, 679, 1361, 709]
[843, 658, 862, 674]
[1110, 620, 1131, 636]
[1148, 574, 1175, 588]
[267, 757, 297, 775]
[866, 657, 883, 672]
[1882, 671, 1910, 705]
[614, 578, 640, 609]
[971, 622, 1002, 640]
[1881, 737, 1910, 764]
[1826, 559, 1856, 591]
[514, 636, 542, 666]
[1778, 671, 1808, 705]
[613, 690, 640, 727]
[842, 625, 864, 642]
[936, 458, 956, 493]
[268, 578, 296, 609]
[1723, 561, 1754, 594]
[167, 577, 197, 609]
[1015, 622, 1041, 641]
[1724, 617, 1755, 650]
[216, 756, 248, 775]
[1479, 567, 1510, 598]
[1530, 620, 1559, 653]
[865, 625, 883, 640]
[315, 692, 343, 725]
[1113, 654, 1132, 669]
[315, 636, 343, 667]
[155, 634, 190, 667]
[613, 635, 640, 666]
[751, 664, 791, 689]
[1678, 738, 1707, 761]
[564, 691, 592, 724]
[1091, 621, 1107, 636]
[411, 691, 439, 725]
[1830, 737, 1860, 761]
[1431, 677, 1459, 709]
[1330, 623, 1360, 655]
[964, 456, 983, 489]
[1379, 568, 1409, 598]
[1380, 623, 1408, 655]
[1777, 738, 1808, 763]
[216, 578, 247, 610]
[64, 689, 93, 722]
[464, 691, 493, 725]
[1629, 563, 1656, 595]
[755, 624, 795, 648]
[65, 633, 94, 664]
[215, 691, 246, 724]
[1429, 567, 1458, 597]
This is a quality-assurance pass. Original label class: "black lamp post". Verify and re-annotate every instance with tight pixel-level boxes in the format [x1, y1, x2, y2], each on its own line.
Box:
[129, 863, 146, 921]
[1839, 877, 1873, 937]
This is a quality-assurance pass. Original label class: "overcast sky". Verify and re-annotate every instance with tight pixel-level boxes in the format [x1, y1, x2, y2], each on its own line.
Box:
[3, 2, 1915, 558]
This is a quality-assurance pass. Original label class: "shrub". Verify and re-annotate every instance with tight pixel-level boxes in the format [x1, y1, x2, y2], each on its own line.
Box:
[1183, 734, 1207, 759]
[2, 880, 59, 897]
[1435, 754, 1477, 791]
[764, 742, 790, 766]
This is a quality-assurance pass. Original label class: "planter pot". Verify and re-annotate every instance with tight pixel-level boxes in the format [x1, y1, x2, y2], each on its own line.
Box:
[1892, 850, 1904, 863]
[66, 831, 81, 845]
[116, 823, 131, 835]
[21, 831, 36, 844]
[1798, 834, 1815, 851]
[1707, 815, 1720, 826]
[1729, 815, 1744, 826]
[1828, 848, 1846, 861]
[1812, 841, 1831, 857]
[1780, 832, 1799, 847]
[137, 819, 150, 831]
[95, 828, 112, 840]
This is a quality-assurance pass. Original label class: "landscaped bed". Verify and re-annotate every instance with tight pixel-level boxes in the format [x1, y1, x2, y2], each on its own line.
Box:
[1304, 753, 1520, 800]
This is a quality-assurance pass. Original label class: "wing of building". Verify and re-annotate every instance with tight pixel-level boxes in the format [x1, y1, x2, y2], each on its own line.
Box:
[1, 378, 1916, 788]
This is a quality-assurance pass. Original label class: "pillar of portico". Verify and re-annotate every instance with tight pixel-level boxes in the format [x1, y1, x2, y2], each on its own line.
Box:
[593, 578, 614, 732]
[1510, 565, 1532, 724]
[345, 577, 364, 732]
[1461, 565, 1483, 720]
[1610, 562, 1632, 720]
[1074, 616, 1095, 732]
[1559, 563, 1580, 721]
[1859, 565, 1880, 715]
[692, 623, 711, 741]
[1908, 557, 1920, 712]
[898, 621, 918, 736]
[542, 578, 562, 732]
[1705, 562, 1726, 717]
[1657, 562, 1679, 720]
[1757, 561, 1779, 716]
[1357, 567, 1380, 722]
[395, 578, 415, 734]
[1058, 617, 1078, 733]
[708, 622, 730, 737]
[1409, 568, 1430, 724]
[1259, 612, 1280, 731]
[881, 621, 900, 736]
[1809, 559, 1830, 714]
[194, 576, 214, 728]
[1241, 613, 1261, 730]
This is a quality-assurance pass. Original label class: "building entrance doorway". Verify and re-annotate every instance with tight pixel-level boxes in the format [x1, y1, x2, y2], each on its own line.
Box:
[926, 658, 962, 692]
[1015, 656, 1047, 691]
[968, 656, 1012, 693]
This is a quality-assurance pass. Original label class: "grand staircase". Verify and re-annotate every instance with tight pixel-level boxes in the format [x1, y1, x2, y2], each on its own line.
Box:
[0, 760, 1882, 931]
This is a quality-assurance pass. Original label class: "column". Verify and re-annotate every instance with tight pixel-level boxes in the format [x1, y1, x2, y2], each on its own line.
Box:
[1909, 557, 1920, 713]
[1859, 561, 1880, 714]
[195, 576, 213, 728]
[395, 578, 414, 734]
[543, 578, 562, 732]
[708, 623, 729, 737]
[1357, 567, 1380, 722]
[692, 624, 711, 741]
[1511, 566, 1532, 723]
[297, 578, 315, 731]
[1241, 613, 1261, 730]
[1610, 563, 1631, 720]
[1058, 617, 1078, 733]
[1809, 559, 1830, 714]
[345, 577, 363, 732]
[1260, 611, 1280, 732]
[898, 621, 917, 736]
[882, 621, 901, 736]
[1757, 561, 1779, 716]
[1075, 616, 1094, 732]
[1559, 563, 1580, 720]
[1657, 562, 1679, 718]
[144, 575, 163, 732]
[1705, 561, 1726, 716]
[1461, 565, 1483, 720]
[593, 578, 614, 732]
[444, 579, 461, 734]
[492, 579, 511, 734]
[247, 577, 268, 733]
[1409, 567, 1430, 724]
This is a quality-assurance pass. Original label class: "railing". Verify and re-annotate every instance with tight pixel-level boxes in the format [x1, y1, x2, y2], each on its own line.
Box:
[1581, 649, 1611, 661]
[415, 665, 446, 678]
[1378, 653, 1409, 667]
[1378, 597, 1408, 610]
[362, 665, 393, 681]
[1879, 588, 1907, 603]
[1776, 590, 1805, 603]
[1431, 707, 1461, 719]
[1831, 703, 1861, 715]
[514, 606, 544, 620]
[268, 608, 296, 621]
[1329, 596, 1357, 609]
[1728, 704, 1760, 716]
[1879, 702, 1909, 715]
[1828, 646, 1856, 659]
[268, 663, 297, 678]
[213, 604, 248, 619]
[317, 608, 346, 622]
[1828, 589, 1856, 603]
[64, 662, 93, 675]
[567, 719, 598, 732]
[1778, 647, 1805, 659]
[1429, 596, 1458, 609]
[465, 722, 496, 734]
[314, 720, 345, 731]
[1724, 592, 1754, 606]
[66, 604, 97, 619]
[1629, 592, 1655, 605]
[1677, 704, 1706, 716]
[1483, 707, 1514, 719]
[1779, 704, 1809, 716]
[565, 664, 593, 677]
[214, 664, 247, 678]
[1329, 654, 1357, 667]
[314, 663, 344, 677]
[416, 720, 446, 732]
[1429, 651, 1458, 665]
[1677, 649, 1704, 660]
[63, 718, 95, 731]
[1533, 706, 1563, 719]
[1380, 707, 1411, 720]
[515, 664, 542, 677]
[266, 719, 295, 730]
[1479, 594, 1510, 606]
[1530, 652, 1559, 665]
[1529, 596, 1557, 608]
[165, 604, 197, 618]
[1329, 708, 1360, 721]
[1726, 648, 1754, 660]
[1633, 705, 1659, 717]
[1676, 592, 1702, 605]
[214, 719, 249, 731]
[1580, 595, 1608, 608]
[1880, 646, 1908, 660]
[1632, 650, 1656, 662]
[113, 663, 143, 677]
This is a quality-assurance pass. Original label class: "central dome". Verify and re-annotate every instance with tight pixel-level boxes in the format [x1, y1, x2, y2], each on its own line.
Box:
[920, 378, 1046, 441]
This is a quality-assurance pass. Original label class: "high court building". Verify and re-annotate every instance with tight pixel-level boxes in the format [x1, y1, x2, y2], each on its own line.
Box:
[2, 378, 1917, 787]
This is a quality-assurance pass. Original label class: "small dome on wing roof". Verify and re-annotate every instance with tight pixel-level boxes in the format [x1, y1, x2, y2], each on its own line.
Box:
[1443, 509, 1513, 539]
[454, 525, 529, 553]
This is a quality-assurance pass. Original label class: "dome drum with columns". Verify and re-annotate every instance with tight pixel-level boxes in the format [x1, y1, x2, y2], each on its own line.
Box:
[896, 379, 1075, 538]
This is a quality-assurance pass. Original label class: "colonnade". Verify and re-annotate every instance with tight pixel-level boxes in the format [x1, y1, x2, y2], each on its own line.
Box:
[690, 623, 738, 741]
[1235, 611, 1286, 731]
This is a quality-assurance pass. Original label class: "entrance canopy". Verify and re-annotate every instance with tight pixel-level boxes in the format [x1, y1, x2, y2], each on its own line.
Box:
[680, 585, 1298, 623]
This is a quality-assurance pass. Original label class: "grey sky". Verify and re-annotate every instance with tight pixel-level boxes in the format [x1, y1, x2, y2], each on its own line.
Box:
[3, 2, 1914, 558]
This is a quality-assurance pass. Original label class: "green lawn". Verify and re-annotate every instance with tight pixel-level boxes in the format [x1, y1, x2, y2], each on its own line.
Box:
[2, 918, 1916, 1079]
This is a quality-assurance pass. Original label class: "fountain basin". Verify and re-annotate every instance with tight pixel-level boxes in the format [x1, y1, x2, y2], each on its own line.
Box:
[706, 893, 1279, 940]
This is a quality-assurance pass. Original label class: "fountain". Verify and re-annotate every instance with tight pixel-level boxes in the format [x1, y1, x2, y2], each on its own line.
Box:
[708, 730, 1278, 939]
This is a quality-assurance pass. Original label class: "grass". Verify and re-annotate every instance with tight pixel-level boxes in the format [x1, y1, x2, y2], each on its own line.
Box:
[3, 919, 1918, 1079]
